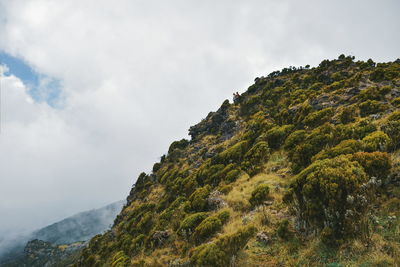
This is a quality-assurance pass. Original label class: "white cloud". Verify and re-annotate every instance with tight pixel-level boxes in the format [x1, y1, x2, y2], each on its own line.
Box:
[0, 0, 398, 237]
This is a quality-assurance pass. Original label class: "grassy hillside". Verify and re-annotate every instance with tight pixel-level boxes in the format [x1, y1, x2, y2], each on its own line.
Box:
[75, 55, 400, 267]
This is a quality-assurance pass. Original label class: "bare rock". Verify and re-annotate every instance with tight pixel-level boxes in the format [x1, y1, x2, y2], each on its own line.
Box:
[207, 190, 226, 210]
[152, 230, 170, 247]
[256, 232, 270, 245]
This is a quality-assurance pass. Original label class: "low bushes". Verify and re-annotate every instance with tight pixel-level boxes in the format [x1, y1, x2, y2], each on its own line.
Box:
[192, 216, 222, 244]
[158, 196, 187, 228]
[192, 210, 231, 244]
[249, 184, 270, 206]
[302, 108, 334, 128]
[361, 131, 391, 152]
[178, 212, 208, 238]
[349, 152, 391, 180]
[111, 251, 130, 267]
[211, 141, 249, 165]
[289, 155, 370, 239]
[242, 141, 270, 175]
[225, 169, 241, 183]
[312, 139, 363, 161]
[359, 100, 388, 117]
[265, 124, 294, 149]
[334, 119, 377, 141]
[187, 185, 212, 212]
[276, 219, 290, 239]
[382, 119, 400, 150]
[338, 105, 357, 124]
[190, 226, 256, 267]
[286, 125, 334, 173]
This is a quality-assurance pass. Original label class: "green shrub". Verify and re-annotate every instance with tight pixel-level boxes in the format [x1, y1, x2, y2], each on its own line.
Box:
[293, 102, 313, 126]
[240, 94, 263, 116]
[357, 86, 391, 101]
[181, 175, 198, 196]
[212, 141, 249, 165]
[370, 68, 385, 82]
[199, 164, 225, 186]
[158, 196, 187, 227]
[284, 130, 307, 151]
[382, 120, 400, 150]
[349, 152, 391, 180]
[111, 251, 130, 267]
[168, 139, 189, 154]
[129, 234, 146, 256]
[276, 219, 290, 239]
[320, 227, 338, 246]
[242, 141, 270, 175]
[265, 124, 294, 149]
[249, 184, 270, 206]
[288, 125, 335, 173]
[244, 111, 274, 141]
[359, 100, 388, 117]
[159, 166, 180, 184]
[135, 211, 153, 234]
[392, 97, 400, 107]
[134, 172, 149, 191]
[361, 131, 391, 152]
[123, 203, 156, 233]
[289, 156, 369, 239]
[190, 226, 256, 267]
[193, 216, 222, 244]
[302, 108, 334, 128]
[152, 162, 161, 173]
[387, 111, 400, 121]
[217, 210, 231, 224]
[338, 106, 357, 124]
[187, 185, 211, 212]
[178, 212, 208, 238]
[312, 139, 363, 161]
[224, 169, 241, 183]
[334, 119, 377, 141]
[218, 184, 233, 194]
[167, 139, 189, 161]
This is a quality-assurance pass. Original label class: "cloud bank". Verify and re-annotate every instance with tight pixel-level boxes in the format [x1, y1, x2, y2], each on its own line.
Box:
[0, 0, 399, 237]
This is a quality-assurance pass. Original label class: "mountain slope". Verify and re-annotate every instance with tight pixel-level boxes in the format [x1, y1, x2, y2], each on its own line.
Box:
[76, 55, 400, 267]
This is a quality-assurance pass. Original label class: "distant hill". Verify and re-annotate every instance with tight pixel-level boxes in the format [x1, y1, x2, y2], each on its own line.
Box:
[32, 200, 125, 245]
[0, 200, 124, 266]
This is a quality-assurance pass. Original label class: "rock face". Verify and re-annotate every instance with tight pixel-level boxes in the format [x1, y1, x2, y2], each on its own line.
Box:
[309, 94, 339, 110]
[189, 100, 239, 141]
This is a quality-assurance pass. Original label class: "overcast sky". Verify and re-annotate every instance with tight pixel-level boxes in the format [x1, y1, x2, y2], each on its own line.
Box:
[0, 0, 399, 238]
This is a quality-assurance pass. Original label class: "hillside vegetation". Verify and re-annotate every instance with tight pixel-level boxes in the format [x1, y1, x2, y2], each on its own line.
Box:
[75, 56, 400, 267]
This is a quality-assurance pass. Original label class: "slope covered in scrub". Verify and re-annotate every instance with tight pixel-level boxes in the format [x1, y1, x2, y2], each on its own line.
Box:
[75, 55, 400, 267]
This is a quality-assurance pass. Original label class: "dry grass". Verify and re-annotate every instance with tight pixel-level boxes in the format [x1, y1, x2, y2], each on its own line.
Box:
[146, 184, 165, 203]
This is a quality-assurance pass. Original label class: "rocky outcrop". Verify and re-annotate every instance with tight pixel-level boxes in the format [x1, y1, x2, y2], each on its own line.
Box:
[189, 100, 239, 141]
